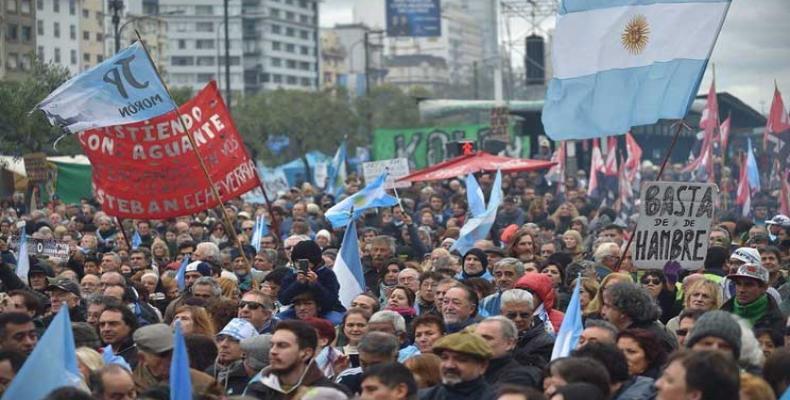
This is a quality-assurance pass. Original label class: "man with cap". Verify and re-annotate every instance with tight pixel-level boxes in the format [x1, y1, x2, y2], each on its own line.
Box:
[685, 310, 742, 360]
[456, 248, 492, 281]
[207, 318, 259, 395]
[132, 323, 222, 396]
[240, 334, 272, 377]
[420, 330, 495, 400]
[277, 240, 345, 324]
[230, 245, 258, 293]
[184, 261, 213, 290]
[44, 277, 86, 326]
[721, 263, 785, 337]
[766, 214, 790, 244]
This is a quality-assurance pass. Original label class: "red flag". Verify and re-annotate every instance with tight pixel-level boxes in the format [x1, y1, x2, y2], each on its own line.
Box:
[546, 141, 566, 193]
[681, 129, 714, 175]
[699, 80, 719, 133]
[604, 136, 618, 176]
[618, 155, 633, 210]
[764, 85, 790, 148]
[588, 139, 604, 196]
[624, 132, 642, 180]
[719, 115, 731, 154]
[736, 154, 751, 217]
[781, 170, 790, 217]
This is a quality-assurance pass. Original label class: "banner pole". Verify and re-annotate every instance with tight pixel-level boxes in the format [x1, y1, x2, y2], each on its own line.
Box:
[133, 31, 251, 266]
[116, 217, 132, 250]
[614, 120, 687, 272]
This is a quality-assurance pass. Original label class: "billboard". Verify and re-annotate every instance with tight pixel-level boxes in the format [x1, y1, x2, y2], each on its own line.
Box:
[386, 0, 442, 37]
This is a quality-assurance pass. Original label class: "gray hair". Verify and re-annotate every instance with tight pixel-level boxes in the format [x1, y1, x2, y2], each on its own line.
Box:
[481, 316, 519, 341]
[358, 331, 400, 359]
[493, 257, 525, 276]
[372, 235, 397, 255]
[196, 242, 220, 264]
[192, 276, 221, 297]
[584, 319, 619, 337]
[606, 282, 660, 323]
[500, 289, 534, 310]
[370, 310, 406, 334]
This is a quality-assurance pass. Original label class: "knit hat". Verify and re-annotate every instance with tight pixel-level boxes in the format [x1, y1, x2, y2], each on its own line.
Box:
[685, 310, 742, 358]
[240, 334, 272, 371]
[463, 248, 489, 275]
[291, 240, 323, 266]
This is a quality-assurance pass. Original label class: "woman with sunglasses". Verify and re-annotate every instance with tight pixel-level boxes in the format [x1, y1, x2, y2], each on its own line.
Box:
[665, 278, 723, 338]
[638, 270, 679, 323]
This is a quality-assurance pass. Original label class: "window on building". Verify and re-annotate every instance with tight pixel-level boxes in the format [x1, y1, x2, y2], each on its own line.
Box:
[286, 75, 297, 84]
[171, 56, 194, 66]
[285, 0, 293, 5]
[97, 55, 104, 62]
[271, 57, 281, 67]
[273, 74, 282, 83]
[70, 24, 76, 40]
[300, 30, 309, 39]
[83, 53, 90, 62]
[20, 54, 31, 70]
[21, 25, 32, 41]
[195, 39, 214, 49]
[300, 46, 309, 55]
[37, 46, 44, 60]
[83, 31, 89, 40]
[37, 0, 42, 10]
[285, 43, 295, 53]
[272, 41, 281, 50]
[54, 22, 60, 38]
[300, 14, 309, 24]
[21, 0, 31, 13]
[178, 39, 186, 49]
[7, 24, 18, 41]
[299, 61, 310, 71]
[71, 49, 77, 64]
[262, 73, 270, 82]
[69, 0, 75, 15]
[270, 8, 280, 18]
[286, 27, 294, 37]
[53, 0, 59, 12]
[286, 11, 294, 20]
[7, 53, 19, 70]
[301, 77, 312, 87]
[6, 0, 17, 13]
[97, 32, 103, 41]
[218, 56, 240, 66]
[195, 5, 213, 15]
[271, 24, 281, 34]
[82, 8, 88, 17]
[286, 60, 295, 68]
[195, 22, 213, 32]
[196, 56, 214, 66]
[299, 0, 308, 8]
[54, 48, 61, 63]
[38, 21, 44, 35]
[197, 73, 213, 83]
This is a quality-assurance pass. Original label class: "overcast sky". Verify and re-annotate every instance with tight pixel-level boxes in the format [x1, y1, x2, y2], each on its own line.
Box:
[320, 0, 790, 114]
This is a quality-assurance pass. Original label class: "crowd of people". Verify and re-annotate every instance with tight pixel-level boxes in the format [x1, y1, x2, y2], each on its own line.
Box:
[0, 165, 788, 400]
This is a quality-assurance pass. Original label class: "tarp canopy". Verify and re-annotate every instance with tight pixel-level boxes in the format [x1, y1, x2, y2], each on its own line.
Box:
[397, 151, 556, 183]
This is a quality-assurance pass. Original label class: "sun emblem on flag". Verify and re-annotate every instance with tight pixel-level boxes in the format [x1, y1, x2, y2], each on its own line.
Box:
[621, 14, 650, 55]
[352, 194, 367, 207]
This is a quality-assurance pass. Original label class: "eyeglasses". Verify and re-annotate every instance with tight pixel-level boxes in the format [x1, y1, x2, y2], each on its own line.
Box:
[238, 301, 264, 310]
[242, 227, 253, 231]
[505, 312, 531, 320]
[641, 277, 661, 285]
[675, 328, 688, 336]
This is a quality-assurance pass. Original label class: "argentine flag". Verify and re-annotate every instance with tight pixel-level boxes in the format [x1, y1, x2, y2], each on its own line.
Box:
[451, 170, 503, 255]
[334, 221, 366, 308]
[251, 215, 269, 253]
[551, 277, 584, 360]
[542, 0, 731, 140]
[326, 141, 348, 198]
[131, 230, 142, 250]
[466, 174, 486, 217]
[171, 322, 193, 400]
[745, 138, 761, 193]
[325, 172, 399, 228]
[15, 231, 29, 284]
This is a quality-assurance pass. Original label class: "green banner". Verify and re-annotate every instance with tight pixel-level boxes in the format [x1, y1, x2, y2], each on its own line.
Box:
[51, 161, 92, 204]
[372, 124, 530, 170]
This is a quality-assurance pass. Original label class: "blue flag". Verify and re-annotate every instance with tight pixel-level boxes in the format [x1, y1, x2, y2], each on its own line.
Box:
[551, 277, 584, 360]
[465, 173, 486, 217]
[334, 221, 366, 308]
[15, 231, 29, 284]
[325, 172, 399, 228]
[131, 230, 142, 250]
[2, 307, 81, 400]
[451, 170, 502, 255]
[326, 141, 348, 198]
[170, 322, 193, 400]
[251, 215, 269, 253]
[101, 344, 132, 371]
[176, 256, 190, 292]
[34, 41, 173, 133]
[542, 0, 731, 140]
[746, 138, 761, 192]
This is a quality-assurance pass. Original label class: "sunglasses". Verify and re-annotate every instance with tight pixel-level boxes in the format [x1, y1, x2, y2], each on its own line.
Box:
[675, 328, 688, 336]
[238, 301, 264, 310]
[641, 277, 661, 285]
[505, 312, 531, 320]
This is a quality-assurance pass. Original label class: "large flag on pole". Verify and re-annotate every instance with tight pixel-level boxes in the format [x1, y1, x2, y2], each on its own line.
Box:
[719, 114, 732, 156]
[745, 138, 760, 193]
[326, 141, 348, 198]
[2, 307, 81, 400]
[551, 278, 583, 360]
[325, 172, 399, 228]
[587, 139, 604, 196]
[624, 132, 642, 181]
[736, 153, 751, 217]
[33, 41, 172, 133]
[699, 80, 719, 134]
[764, 84, 790, 149]
[465, 173, 486, 217]
[451, 170, 503, 255]
[250, 215, 269, 253]
[542, 0, 731, 140]
[334, 221, 366, 308]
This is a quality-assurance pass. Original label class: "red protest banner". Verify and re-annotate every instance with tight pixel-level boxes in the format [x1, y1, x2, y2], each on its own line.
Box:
[78, 81, 258, 219]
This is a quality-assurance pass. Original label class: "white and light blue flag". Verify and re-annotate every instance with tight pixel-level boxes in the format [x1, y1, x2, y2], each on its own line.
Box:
[746, 138, 761, 193]
[466, 173, 486, 217]
[325, 172, 399, 228]
[15, 231, 29, 284]
[171, 322, 193, 400]
[334, 221, 366, 308]
[34, 41, 173, 133]
[2, 307, 81, 400]
[176, 256, 190, 292]
[326, 141, 348, 198]
[451, 170, 503, 255]
[542, 0, 731, 140]
[131, 230, 142, 250]
[551, 277, 584, 360]
[251, 215, 269, 253]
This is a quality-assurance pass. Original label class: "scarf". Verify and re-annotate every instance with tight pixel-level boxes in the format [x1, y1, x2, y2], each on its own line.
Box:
[733, 294, 769, 326]
[533, 304, 555, 337]
[386, 305, 417, 318]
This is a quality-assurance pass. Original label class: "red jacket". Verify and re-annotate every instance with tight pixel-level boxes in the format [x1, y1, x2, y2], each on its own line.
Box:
[514, 273, 564, 332]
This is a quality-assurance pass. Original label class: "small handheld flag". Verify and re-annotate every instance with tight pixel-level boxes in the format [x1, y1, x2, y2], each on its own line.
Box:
[170, 322, 193, 400]
[325, 172, 398, 228]
[334, 221, 366, 308]
[15, 231, 29, 284]
[176, 256, 190, 292]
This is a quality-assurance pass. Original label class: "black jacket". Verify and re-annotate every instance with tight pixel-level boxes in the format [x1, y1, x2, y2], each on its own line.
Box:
[485, 355, 542, 389]
[206, 359, 250, 396]
[513, 321, 555, 370]
[278, 266, 345, 313]
[722, 295, 786, 342]
[419, 377, 496, 400]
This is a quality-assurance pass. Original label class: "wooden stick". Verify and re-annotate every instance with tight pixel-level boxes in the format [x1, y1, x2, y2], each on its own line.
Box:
[116, 217, 132, 250]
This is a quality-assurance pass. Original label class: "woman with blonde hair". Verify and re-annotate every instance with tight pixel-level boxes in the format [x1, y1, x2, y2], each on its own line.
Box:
[665, 278, 723, 334]
[150, 238, 171, 268]
[172, 305, 216, 336]
[76, 347, 104, 384]
[584, 272, 634, 317]
[561, 230, 585, 261]
[550, 202, 579, 233]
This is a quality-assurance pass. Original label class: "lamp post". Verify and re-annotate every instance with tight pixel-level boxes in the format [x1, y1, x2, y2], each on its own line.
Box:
[363, 29, 385, 96]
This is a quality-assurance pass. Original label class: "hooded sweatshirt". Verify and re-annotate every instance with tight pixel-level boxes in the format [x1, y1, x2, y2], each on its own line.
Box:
[514, 273, 565, 333]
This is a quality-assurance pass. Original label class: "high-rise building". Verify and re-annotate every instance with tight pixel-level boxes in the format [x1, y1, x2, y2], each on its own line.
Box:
[319, 23, 382, 96]
[79, 0, 105, 71]
[2, 0, 37, 81]
[35, 0, 82, 75]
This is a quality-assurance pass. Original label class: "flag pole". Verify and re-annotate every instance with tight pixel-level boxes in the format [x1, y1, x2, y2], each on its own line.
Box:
[115, 217, 132, 250]
[133, 31, 251, 266]
[614, 120, 688, 272]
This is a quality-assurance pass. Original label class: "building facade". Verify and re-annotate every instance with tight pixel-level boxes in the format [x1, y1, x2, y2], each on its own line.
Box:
[79, 0, 104, 71]
[35, 0, 81, 75]
[384, 54, 448, 93]
[2, 0, 37, 81]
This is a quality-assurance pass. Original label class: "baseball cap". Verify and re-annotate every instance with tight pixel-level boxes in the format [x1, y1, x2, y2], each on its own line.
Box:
[46, 278, 81, 297]
[185, 261, 212, 277]
[766, 214, 790, 228]
[134, 324, 173, 354]
[729, 247, 761, 265]
[728, 263, 769, 284]
[217, 318, 259, 341]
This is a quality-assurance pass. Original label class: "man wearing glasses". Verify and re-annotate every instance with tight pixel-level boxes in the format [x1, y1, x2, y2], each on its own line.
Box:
[237, 290, 278, 334]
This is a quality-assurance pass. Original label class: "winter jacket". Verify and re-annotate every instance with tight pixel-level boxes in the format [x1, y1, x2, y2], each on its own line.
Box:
[133, 362, 222, 396]
[278, 265, 345, 313]
[244, 361, 350, 400]
[722, 294, 786, 338]
[513, 320, 555, 370]
[612, 376, 657, 400]
[485, 355, 542, 389]
[515, 273, 565, 332]
[206, 359, 250, 396]
[419, 377, 496, 400]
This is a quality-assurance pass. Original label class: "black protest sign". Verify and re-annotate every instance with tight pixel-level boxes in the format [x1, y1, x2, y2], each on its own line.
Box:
[633, 181, 717, 270]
